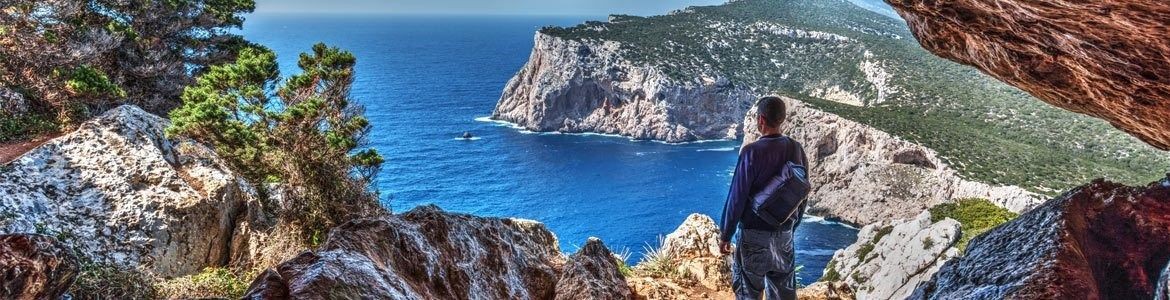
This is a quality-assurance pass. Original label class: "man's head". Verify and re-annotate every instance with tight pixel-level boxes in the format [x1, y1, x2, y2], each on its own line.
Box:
[755, 96, 787, 134]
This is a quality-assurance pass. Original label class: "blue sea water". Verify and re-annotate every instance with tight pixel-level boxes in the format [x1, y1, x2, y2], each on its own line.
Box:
[242, 14, 858, 285]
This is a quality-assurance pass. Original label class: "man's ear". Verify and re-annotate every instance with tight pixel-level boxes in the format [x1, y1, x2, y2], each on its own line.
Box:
[757, 115, 768, 128]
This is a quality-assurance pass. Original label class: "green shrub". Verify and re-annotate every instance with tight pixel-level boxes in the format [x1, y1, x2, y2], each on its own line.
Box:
[155, 268, 253, 299]
[820, 259, 841, 282]
[65, 66, 126, 98]
[856, 242, 875, 262]
[0, 112, 57, 142]
[929, 198, 1019, 253]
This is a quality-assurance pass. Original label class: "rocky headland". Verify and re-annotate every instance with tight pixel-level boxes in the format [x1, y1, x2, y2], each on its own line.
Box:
[492, 32, 756, 143]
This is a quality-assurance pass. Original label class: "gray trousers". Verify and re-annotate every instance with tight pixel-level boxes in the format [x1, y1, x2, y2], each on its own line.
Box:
[732, 228, 797, 300]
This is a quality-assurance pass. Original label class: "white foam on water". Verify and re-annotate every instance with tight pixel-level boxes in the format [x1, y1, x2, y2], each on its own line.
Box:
[453, 137, 482, 141]
[475, 116, 739, 145]
[803, 215, 855, 228]
[697, 147, 737, 152]
[797, 249, 840, 256]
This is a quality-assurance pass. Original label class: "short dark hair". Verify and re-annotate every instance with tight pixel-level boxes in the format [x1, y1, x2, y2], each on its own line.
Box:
[756, 96, 787, 128]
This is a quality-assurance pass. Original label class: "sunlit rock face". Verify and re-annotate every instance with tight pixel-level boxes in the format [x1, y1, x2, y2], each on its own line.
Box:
[911, 180, 1170, 299]
[0, 105, 252, 277]
[885, 0, 1170, 150]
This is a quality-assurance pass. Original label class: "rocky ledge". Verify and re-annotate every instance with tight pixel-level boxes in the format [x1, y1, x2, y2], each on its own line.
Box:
[741, 98, 1042, 225]
[492, 32, 755, 143]
[911, 180, 1170, 299]
[886, 0, 1170, 150]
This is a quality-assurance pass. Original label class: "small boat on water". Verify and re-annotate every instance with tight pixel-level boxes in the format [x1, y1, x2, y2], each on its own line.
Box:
[461, 132, 474, 140]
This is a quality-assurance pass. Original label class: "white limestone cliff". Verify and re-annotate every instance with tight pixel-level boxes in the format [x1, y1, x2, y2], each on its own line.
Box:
[492, 33, 756, 143]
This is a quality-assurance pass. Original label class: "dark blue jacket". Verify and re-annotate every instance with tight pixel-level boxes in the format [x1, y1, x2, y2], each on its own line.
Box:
[720, 134, 809, 243]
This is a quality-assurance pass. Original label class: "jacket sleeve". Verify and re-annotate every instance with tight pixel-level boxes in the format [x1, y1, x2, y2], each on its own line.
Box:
[720, 147, 755, 243]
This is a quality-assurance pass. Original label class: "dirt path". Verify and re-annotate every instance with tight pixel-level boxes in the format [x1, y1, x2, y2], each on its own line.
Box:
[0, 133, 61, 164]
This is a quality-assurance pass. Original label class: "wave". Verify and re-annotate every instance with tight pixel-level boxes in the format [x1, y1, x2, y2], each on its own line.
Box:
[697, 147, 737, 152]
[803, 215, 857, 228]
[797, 249, 840, 256]
[474, 116, 737, 145]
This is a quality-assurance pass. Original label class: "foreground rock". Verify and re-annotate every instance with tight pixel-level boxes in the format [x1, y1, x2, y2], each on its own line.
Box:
[885, 0, 1170, 150]
[742, 98, 1043, 225]
[555, 238, 632, 300]
[0, 105, 253, 277]
[0, 234, 78, 299]
[912, 180, 1170, 299]
[799, 282, 855, 300]
[492, 32, 755, 143]
[627, 214, 732, 299]
[243, 205, 623, 299]
[823, 211, 959, 300]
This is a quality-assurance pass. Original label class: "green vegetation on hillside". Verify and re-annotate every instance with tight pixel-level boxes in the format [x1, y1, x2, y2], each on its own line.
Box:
[541, 0, 1170, 193]
[929, 198, 1018, 253]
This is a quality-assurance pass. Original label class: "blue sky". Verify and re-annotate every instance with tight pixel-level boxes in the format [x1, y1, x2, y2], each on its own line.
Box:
[253, 0, 728, 15]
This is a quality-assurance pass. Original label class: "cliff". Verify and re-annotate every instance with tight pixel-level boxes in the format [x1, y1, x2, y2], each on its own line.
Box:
[886, 0, 1170, 150]
[742, 97, 1042, 225]
[492, 33, 755, 143]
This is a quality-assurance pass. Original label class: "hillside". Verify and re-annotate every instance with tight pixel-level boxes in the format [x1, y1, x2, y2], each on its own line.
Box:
[532, 0, 1168, 193]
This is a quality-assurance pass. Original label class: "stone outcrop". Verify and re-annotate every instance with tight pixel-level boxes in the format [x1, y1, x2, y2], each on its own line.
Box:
[911, 180, 1170, 299]
[742, 97, 1043, 225]
[0, 88, 27, 116]
[885, 0, 1170, 150]
[0, 105, 255, 277]
[627, 214, 732, 300]
[0, 104, 314, 296]
[798, 282, 855, 300]
[555, 238, 632, 300]
[0, 234, 79, 300]
[823, 211, 959, 300]
[492, 33, 755, 143]
[242, 205, 581, 299]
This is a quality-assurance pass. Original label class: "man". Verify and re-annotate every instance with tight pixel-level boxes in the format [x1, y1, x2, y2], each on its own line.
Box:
[720, 96, 809, 300]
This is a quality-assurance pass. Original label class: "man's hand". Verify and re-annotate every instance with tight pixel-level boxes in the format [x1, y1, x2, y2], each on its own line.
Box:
[719, 241, 732, 255]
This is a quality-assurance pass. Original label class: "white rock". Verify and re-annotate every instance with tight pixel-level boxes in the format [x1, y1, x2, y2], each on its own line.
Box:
[827, 211, 960, 300]
[0, 105, 250, 277]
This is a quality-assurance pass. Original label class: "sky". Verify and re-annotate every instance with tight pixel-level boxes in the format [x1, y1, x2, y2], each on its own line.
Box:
[253, 0, 728, 16]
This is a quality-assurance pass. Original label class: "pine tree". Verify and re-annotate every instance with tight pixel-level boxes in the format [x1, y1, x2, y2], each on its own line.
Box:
[0, 0, 256, 133]
[167, 43, 384, 232]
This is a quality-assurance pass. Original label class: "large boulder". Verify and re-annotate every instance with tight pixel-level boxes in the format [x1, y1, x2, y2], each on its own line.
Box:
[554, 238, 632, 300]
[911, 180, 1170, 299]
[242, 205, 568, 299]
[825, 211, 959, 300]
[885, 0, 1170, 150]
[0, 234, 79, 299]
[0, 105, 252, 277]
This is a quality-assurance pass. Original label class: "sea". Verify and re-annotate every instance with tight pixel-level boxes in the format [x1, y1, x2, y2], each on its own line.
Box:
[242, 13, 859, 285]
